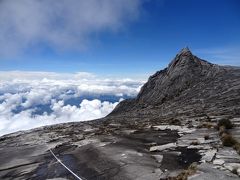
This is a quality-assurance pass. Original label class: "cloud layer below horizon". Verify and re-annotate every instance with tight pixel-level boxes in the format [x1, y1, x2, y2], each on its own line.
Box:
[0, 71, 144, 136]
[0, 0, 142, 56]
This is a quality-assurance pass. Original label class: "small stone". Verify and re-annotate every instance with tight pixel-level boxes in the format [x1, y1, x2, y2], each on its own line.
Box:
[152, 155, 163, 163]
[201, 149, 217, 162]
[224, 163, 240, 172]
[153, 168, 163, 175]
[237, 168, 240, 176]
[149, 143, 177, 152]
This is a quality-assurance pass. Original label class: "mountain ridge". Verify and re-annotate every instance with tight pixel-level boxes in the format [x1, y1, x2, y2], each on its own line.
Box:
[110, 48, 240, 121]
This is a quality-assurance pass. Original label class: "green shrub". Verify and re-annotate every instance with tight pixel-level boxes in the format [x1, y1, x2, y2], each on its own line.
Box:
[221, 133, 237, 147]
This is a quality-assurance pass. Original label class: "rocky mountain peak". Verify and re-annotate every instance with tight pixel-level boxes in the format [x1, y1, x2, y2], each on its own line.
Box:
[135, 48, 217, 104]
[111, 48, 230, 116]
[168, 47, 200, 72]
[178, 46, 192, 55]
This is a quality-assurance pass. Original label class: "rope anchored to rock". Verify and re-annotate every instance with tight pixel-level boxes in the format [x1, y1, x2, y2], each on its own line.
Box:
[49, 149, 83, 180]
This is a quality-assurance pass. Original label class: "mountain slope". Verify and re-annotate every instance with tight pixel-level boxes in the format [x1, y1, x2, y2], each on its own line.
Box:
[110, 48, 240, 120]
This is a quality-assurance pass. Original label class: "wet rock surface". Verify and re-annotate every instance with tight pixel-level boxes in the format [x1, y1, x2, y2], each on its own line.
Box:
[1, 48, 240, 179]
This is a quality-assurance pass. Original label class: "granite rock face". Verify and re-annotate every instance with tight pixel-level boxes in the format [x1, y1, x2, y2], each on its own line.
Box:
[137, 47, 219, 104]
[111, 47, 240, 120]
[1, 48, 240, 179]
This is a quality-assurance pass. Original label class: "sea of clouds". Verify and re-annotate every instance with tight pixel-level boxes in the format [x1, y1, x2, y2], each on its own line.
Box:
[0, 71, 144, 136]
[0, 0, 146, 136]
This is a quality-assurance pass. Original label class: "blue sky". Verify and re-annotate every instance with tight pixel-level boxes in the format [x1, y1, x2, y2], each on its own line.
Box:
[0, 0, 240, 77]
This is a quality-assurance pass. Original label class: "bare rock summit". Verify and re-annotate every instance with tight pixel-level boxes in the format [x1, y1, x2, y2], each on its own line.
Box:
[111, 48, 240, 120]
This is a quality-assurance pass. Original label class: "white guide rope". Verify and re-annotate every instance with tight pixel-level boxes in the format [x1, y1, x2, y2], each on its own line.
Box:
[49, 149, 83, 180]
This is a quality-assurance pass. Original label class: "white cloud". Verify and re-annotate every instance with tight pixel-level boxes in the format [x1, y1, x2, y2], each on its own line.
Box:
[0, 99, 119, 136]
[0, 0, 143, 56]
[0, 71, 144, 98]
[0, 71, 145, 136]
[0, 71, 94, 81]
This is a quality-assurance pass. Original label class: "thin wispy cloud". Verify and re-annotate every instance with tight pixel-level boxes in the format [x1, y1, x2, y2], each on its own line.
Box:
[195, 46, 240, 66]
[0, 0, 143, 56]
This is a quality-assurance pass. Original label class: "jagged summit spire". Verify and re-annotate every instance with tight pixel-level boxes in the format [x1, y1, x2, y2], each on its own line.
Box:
[178, 46, 192, 55]
[168, 47, 194, 70]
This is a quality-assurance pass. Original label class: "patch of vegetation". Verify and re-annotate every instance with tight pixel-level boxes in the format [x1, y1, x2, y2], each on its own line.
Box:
[217, 119, 233, 130]
[216, 118, 240, 157]
[168, 162, 198, 180]
[217, 120, 240, 156]
[221, 133, 237, 147]
[197, 122, 214, 129]
[233, 142, 240, 155]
